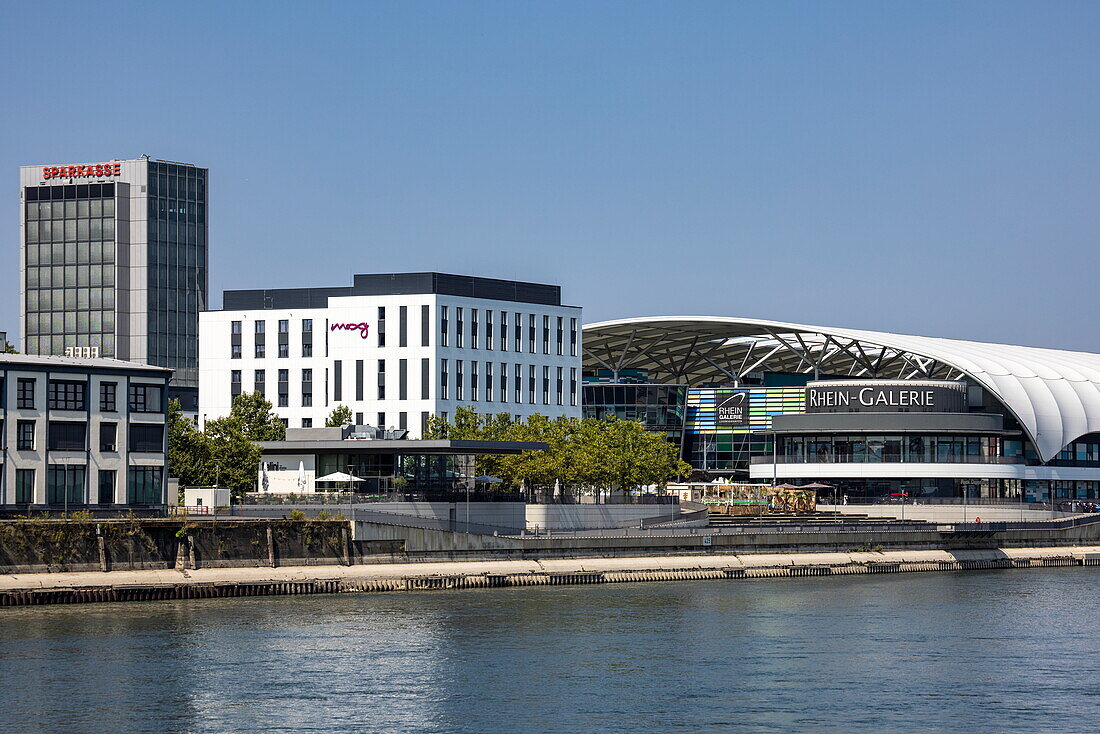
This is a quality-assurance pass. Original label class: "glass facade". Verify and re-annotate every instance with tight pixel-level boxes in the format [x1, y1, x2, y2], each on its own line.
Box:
[582, 384, 686, 441]
[146, 162, 207, 384]
[23, 184, 117, 356]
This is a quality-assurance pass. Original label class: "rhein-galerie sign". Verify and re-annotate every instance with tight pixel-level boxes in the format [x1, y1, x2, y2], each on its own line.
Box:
[806, 383, 964, 414]
[716, 390, 750, 426]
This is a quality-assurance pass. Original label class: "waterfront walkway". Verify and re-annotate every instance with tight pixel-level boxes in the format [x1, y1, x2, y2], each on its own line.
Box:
[3, 545, 1099, 606]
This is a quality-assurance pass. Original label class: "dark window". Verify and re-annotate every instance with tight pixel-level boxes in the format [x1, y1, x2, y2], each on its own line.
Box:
[15, 469, 34, 504]
[333, 360, 343, 401]
[422, 305, 430, 347]
[356, 360, 364, 401]
[378, 412, 386, 429]
[129, 423, 165, 452]
[129, 384, 163, 413]
[302, 368, 313, 407]
[378, 306, 386, 347]
[399, 359, 408, 400]
[49, 421, 87, 450]
[254, 370, 265, 397]
[47, 465, 86, 504]
[399, 306, 408, 347]
[100, 382, 117, 411]
[100, 422, 117, 451]
[278, 319, 289, 333]
[17, 378, 35, 409]
[278, 342, 289, 358]
[98, 470, 115, 504]
[302, 418, 313, 428]
[17, 420, 35, 450]
[471, 309, 479, 349]
[422, 358, 430, 400]
[231, 370, 242, 399]
[377, 360, 386, 400]
[49, 380, 87, 410]
[441, 359, 449, 400]
[232, 344, 242, 359]
[440, 306, 449, 347]
[302, 319, 313, 357]
[231, 320, 242, 334]
[456, 307, 464, 347]
[127, 466, 163, 505]
[399, 412, 407, 431]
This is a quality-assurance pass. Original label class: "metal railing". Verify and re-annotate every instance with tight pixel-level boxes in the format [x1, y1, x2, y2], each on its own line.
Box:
[751, 455, 1026, 465]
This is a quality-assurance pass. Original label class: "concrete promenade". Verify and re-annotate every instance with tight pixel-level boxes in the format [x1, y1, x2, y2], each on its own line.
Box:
[3, 545, 1099, 606]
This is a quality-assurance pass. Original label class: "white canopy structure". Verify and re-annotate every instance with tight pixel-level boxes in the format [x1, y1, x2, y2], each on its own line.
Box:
[583, 316, 1100, 463]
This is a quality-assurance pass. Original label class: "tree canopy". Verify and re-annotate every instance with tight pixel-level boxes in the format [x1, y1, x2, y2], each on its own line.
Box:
[167, 392, 286, 498]
[425, 407, 691, 497]
[326, 404, 354, 427]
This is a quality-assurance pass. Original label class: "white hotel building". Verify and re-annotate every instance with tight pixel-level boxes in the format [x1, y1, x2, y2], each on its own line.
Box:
[199, 273, 582, 436]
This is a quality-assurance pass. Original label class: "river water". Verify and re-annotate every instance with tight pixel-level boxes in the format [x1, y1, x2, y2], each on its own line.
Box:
[1, 568, 1098, 733]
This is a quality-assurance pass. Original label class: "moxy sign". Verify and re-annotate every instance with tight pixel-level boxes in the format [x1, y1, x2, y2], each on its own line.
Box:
[331, 322, 370, 339]
[42, 163, 122, 180]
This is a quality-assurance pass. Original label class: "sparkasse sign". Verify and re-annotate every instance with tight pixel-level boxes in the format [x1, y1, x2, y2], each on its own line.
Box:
[42, 163, 122, 180]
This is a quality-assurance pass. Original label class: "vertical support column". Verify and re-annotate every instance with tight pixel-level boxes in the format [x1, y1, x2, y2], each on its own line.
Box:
[188, 534, 198, 570]
[98, 534, 108, 572]
[342, 524, 352, 566]
[266, 525, 276, 568]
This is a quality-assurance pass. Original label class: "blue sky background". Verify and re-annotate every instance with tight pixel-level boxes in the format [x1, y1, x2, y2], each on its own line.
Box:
[3, 1, 1099, 350]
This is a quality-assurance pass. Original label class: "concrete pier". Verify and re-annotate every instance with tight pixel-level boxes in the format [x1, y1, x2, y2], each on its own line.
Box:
[2, 545, 1098, 606]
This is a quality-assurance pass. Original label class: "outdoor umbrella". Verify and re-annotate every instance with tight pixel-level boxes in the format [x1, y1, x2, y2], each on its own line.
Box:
[261, 463, 270, 492]
[474, 475, 503, 484]
[314, 472, 366, 483]
[297, 461, 307, 491]
[798, 482, 833, 489]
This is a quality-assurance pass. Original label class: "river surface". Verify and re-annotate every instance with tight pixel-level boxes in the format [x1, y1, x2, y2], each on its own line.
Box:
[1, 568, 1098, 733]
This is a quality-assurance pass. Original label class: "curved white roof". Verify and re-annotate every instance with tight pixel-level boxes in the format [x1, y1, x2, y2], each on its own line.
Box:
[583, 316, 1100, 463]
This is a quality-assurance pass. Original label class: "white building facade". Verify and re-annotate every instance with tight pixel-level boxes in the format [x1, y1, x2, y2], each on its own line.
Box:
[199, 273, 582, 436]
[1, 353, 170, 510]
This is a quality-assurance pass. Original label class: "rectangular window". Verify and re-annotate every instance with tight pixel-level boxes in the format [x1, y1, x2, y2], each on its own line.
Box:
[399, 305, 408, 347]
[570, 318, 579, 357]
[422, 304, 430, 347]
[127, 466, 163, 505]
[543, 316, 550, 354]
[377, 306, 386, 347]
[514, 312, 522, 352]
[302, 418, 312, 428]
[355, 360, 364, 401]
[399, 358, 408, 400]
[514, 363, 522, 403]
[16, 469, 35, 504]
[529, 365, 536, 404]
[456, 307, 464, 348]
[129, 423, 164, 452]
[98, 470, 115, 504]
[486, 310, 494, 350]
[254, 370, 265, 397]
[302, 368, 313, 407]
[100, 382, 117, 411]
[486, 362, 494, 401]
[399, 412, 407, 431]
[441, 359, 449, 400]
[231, 370, 242, 399]
[231, 320, 242, 359]
[421, 358, 430, 400]
[17, 378, 35, 409]
[232, 344, 242, 359]
[471, 361, 479, 401]
[500, 362, 508, 404]
[278, 342, 289, 358]
[500, 311, 509, 351]
[302, 319, 313, 357]
[278, 319, 289, 333]
[333, 360, 342, 401]
[100, 422, 117, 451]
[570, 367, 578, 407]
[556, 366, 564, 406]
[231, 320, 242, 334]
[529, 314, 536, 353]
[356, 412, 364, 425]
[47, 465, 86, 505]
[378, 412, 386, 429]
[456, 360, 464, 401]
[48, 421, 85, 451]
[255, 320, 265, 358]
[556, 317, 564, 356]
[440, 305, 449, 347]
[377, 359, 386, 400]
[471, 309, 479, 349]
[542, 366, 550, 404]
[422, 412, 430, 435]
[48, 380, 86, 411]
[278, 368, 289, 407]
[128, 384, 163, 413]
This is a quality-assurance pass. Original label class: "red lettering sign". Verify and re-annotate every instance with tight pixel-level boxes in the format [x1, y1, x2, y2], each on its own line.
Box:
[330, 322, 370, 339]
[42, 162, 123, 180]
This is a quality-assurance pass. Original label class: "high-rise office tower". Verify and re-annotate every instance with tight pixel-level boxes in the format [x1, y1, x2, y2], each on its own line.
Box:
[18, 157, 208, 409]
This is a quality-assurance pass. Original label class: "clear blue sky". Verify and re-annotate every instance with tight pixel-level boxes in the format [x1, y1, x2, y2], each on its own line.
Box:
[3, 1, 1099, 350]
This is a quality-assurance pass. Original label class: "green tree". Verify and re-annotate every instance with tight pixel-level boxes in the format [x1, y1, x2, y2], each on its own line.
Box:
[2, 342, 16, 354]
[167, 398, 212, 491]
[204, 392, 286, 498]
[326, 404, 354, 427]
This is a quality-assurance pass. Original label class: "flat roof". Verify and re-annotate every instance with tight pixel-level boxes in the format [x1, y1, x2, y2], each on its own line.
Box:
[0, 353, 172, 375]
[222, 272, 573, 310]
[258, 439, 549, 455]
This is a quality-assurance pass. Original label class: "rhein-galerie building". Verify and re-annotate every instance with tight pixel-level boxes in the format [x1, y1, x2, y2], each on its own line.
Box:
[200, 273, 583, 436]
[19, 157, 208, 410]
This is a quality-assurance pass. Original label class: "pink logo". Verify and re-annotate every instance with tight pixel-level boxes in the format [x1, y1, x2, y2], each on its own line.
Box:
[330, 322, 370, 339]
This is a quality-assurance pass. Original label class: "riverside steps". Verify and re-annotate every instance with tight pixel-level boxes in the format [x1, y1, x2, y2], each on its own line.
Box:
[2, 546, 1099, 606]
